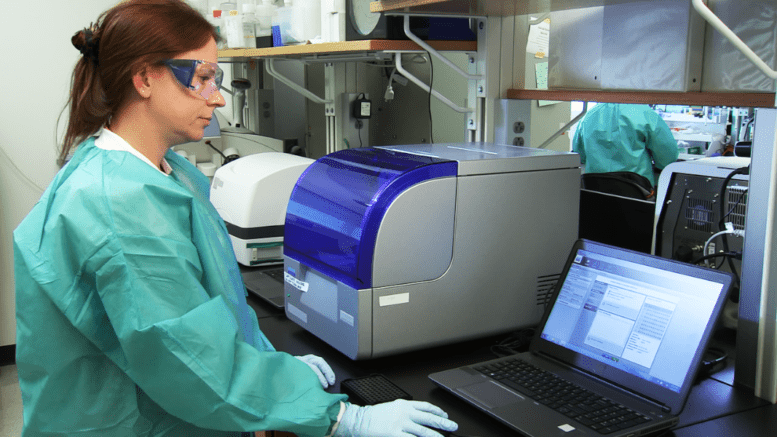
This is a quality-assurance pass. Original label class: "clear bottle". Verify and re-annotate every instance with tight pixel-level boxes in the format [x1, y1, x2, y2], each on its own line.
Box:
[223, 7, 244, 49]
[256, 0, 275, 37]
[293, 0, 320, 43]
[274, 0, 297, 46]
[271, 2, 283, 46]
[219, 2, 237, 11]
[241, 3, 259, 48]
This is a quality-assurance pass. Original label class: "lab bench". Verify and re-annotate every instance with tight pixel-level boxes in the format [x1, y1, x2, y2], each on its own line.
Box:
[246, 294, 773, 437]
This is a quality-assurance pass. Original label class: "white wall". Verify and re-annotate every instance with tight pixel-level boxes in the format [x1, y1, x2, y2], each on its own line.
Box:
[0, 0, 119, 347]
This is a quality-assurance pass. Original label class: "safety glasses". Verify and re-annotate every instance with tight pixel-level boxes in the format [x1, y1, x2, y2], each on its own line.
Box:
[162, 59, 224, 100]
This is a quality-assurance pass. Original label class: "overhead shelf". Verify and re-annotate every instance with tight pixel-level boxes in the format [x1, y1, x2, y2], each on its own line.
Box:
[370, 0, 473, 14]
[370, 0, 648, 16]
[218, 39, 477, 61]
[506, 89, 777, 108]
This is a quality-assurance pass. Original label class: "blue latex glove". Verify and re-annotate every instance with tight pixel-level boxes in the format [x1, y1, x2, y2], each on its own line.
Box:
[295, 354, 336, 389]
[333, 399, 458, 437]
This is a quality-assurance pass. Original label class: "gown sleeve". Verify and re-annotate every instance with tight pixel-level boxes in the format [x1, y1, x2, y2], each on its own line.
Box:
[644, 110, 680, 170]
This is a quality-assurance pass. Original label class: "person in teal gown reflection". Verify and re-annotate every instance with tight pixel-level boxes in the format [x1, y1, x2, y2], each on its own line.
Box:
[573, 103, 679, 188]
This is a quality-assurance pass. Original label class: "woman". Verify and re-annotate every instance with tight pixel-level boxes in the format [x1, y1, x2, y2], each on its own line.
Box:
[13, 1, 458, 436]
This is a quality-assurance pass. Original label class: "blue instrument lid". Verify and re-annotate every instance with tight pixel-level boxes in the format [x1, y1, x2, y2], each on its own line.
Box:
[284, 148, 457, 289]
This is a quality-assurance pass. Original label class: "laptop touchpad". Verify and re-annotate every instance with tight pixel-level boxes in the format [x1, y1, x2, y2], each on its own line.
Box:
[459, 381, 524, 409]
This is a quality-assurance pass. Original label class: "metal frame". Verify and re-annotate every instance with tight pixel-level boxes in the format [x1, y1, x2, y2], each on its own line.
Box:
[691, 0, 777, 403]
[539, 101, 587, 149]
[262, 14, 489, 152]
[389, 51, 473, 114]
[692, 0, 777, 93]
[265, 58, 332, 105]
[739, 109, 777, 402]
[385, 14, 487, 140]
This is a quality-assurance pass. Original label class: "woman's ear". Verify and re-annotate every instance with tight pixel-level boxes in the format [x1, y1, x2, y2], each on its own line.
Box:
[132, 67, 152, 99]
[133, 64, 168, 99]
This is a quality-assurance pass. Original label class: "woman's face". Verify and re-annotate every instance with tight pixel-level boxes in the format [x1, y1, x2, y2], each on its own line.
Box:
[148, 37, 225, 146]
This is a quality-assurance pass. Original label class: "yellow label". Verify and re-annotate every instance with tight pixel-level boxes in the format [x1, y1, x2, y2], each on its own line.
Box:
[229, 10, 238, 16]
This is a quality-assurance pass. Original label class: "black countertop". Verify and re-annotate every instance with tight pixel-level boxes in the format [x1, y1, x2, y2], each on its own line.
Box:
[246, 294, 772, 436]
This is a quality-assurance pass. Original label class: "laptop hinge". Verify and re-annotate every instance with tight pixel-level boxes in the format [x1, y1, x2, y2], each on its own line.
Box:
[534, 351, 673, 414]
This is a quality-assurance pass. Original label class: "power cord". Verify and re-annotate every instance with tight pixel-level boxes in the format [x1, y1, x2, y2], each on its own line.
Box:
[691, 251, 741, 266]
[426, 51, 434, 144]
[696, 347, 729, 381]
[702, 348, 728, 371]
[384, 68, 397, 101]
[717, 166, 749, 293]
[355, 119, 363, 147]
[205, 140, 226, 161]
[721, 188, 748, 223]
[490, 328, 536, 357]
[702, 224, 745, 268]
[205, 140, 240, 166]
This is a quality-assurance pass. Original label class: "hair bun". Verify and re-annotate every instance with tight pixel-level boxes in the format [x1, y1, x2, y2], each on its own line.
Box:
[72, 26, 100, 65]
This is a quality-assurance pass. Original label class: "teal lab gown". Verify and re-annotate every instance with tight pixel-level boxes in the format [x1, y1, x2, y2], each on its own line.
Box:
[14, 139, 345, 437]
[572, 103, 679, 186]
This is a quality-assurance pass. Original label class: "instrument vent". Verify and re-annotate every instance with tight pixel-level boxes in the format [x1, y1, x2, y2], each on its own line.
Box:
[726, 186, 748, 231]
[685, 198, 714, 232]
[536, 274, 561, 307]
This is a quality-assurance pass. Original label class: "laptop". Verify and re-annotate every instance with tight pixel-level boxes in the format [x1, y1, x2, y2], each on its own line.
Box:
[430, 239, 733, 437]
[242, 265, 286, 309]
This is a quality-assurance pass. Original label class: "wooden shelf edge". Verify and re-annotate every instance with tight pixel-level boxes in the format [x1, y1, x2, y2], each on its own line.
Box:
[370, 0, 618, 16]
[219, 39, 476, 60]
[506, 89, 776, 108]
[371, 0, 451, 12]
[370, 0, 512, 16]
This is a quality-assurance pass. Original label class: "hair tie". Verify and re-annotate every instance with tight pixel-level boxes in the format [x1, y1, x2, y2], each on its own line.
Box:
[77, 27, 100, 66]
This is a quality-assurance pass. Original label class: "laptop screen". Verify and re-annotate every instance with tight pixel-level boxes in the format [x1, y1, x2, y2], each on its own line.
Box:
[534, 240, 732, 411]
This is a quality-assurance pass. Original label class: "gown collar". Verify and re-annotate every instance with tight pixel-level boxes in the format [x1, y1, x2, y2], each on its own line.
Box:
[94, 128, 172, 175]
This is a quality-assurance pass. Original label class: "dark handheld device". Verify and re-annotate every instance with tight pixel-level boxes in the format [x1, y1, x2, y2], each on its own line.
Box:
[340, 374, 412, 405]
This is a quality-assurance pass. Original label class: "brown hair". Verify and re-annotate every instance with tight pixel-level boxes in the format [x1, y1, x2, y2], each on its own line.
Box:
[60, 0, 219, 165]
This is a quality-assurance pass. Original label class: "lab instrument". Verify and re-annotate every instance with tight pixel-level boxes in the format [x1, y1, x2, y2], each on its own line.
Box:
[210, 152, 314, 266]
[283, 143, 580, 359]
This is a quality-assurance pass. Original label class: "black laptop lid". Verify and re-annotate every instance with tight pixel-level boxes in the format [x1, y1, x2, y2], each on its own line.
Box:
[532, 239, 734, 414]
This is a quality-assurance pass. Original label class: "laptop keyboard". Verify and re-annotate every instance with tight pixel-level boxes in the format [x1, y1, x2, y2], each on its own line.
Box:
[474, 358, 653, 435]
